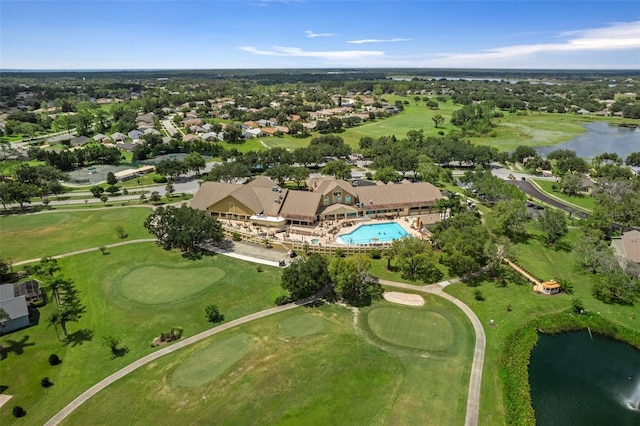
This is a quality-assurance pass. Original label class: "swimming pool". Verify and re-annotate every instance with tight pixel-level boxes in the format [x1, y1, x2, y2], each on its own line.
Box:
[336, 222, 409, 245]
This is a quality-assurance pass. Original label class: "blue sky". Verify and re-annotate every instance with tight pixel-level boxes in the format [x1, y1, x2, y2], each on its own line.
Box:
[1, 0, 639, 70]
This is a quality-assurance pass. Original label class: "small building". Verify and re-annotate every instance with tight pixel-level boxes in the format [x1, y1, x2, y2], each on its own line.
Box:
[0, 284, 29, 334]
[539, 279, 561, 295]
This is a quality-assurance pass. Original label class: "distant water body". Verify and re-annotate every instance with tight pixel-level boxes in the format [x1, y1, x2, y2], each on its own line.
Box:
[529, 331, 640, 426]
[535, 121, 640, 160]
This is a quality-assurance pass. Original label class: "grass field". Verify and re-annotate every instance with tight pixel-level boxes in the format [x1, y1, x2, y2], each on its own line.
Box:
[445, 226, 640, 426]
[115, 264, 227, 304]
[0, 243, 287, 425]
[61, 296, 474, 426]
[531, 178, 595, 211]
[243, 96, 628, 153]
[0, 207, 153, 261]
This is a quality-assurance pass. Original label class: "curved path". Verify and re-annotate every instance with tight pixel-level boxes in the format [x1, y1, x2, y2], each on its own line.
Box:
[39, 243, 484, 426]
[380, 279, 485, 426]
[43, 292, 323, 426]
[13, 239, 158, 266]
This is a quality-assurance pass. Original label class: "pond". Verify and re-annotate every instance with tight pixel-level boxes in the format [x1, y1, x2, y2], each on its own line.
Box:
[529, 331, 640, 425]
[535, 121, 640, 160]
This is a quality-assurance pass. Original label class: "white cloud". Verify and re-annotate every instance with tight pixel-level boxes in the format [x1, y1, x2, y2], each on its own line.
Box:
[239, 46, 384, 61]
[347, 38, 411, 44]
[426, 21, 640, 68]
[305, 30, 334, 38]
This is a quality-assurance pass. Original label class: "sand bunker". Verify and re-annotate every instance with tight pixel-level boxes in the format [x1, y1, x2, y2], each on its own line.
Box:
[383, 292, 425, 306]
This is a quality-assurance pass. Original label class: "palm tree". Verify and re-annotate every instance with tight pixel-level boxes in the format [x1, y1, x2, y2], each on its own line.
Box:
[47, 310, 62, 341]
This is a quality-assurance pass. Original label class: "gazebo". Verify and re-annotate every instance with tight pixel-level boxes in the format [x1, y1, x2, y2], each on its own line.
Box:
[539, 279, 561, 295]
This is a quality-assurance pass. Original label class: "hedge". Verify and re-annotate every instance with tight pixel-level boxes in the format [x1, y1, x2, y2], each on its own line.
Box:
[499, 310, 640, 426]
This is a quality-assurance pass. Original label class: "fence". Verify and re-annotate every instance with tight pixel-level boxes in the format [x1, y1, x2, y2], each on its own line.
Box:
[222, 227, 384, 256]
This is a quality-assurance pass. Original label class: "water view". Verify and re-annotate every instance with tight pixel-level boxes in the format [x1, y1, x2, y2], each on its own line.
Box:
[535, 121, 640, 160]
[529, 331, 640, 426]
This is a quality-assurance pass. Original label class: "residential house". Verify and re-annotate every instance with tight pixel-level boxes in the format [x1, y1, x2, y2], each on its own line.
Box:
[93, 133, 110, 143]
[183, 134, 201, 143]
[183, 118, 204, 127]
[0, 284, 29, 334]
[111, 132, 127, 142]
[612, 229, 640, 274]
[136, 112, 155, 129]
[70, 135, 90, 147]
[243, 128, 264, 139]
[128, 129, 144, 141]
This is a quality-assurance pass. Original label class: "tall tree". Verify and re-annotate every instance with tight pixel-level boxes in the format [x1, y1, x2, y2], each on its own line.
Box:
[321, 160, 351, 180]
[389, 237, 443, 283]
[485, 200, 530, 241]
[329, 255, 382, 305]
[144, 205, 224, 257]
[432, 114, 444, 128]
[536, 208, 568, 245]
[281, 254, 330, 299]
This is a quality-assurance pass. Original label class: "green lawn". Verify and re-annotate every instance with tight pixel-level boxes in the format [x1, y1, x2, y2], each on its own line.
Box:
[61, 295, 474, 426]
[0, 207, 153, 261]
[0, 243, 287, 425]
[243, 97, 628, 153]
[370, 257, 452, 284]
[531, 179, 595, 211]
[445, 226, 640, 426]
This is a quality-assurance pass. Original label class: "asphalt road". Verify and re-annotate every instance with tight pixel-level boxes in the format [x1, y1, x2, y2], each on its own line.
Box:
[506, 180, 589, 218]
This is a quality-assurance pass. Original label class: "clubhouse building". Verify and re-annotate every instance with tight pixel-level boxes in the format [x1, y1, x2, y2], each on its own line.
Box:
[190, 176, 443, 227]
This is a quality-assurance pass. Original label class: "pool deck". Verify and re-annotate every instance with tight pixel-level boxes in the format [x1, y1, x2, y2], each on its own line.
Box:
[224, 214, 441, 250]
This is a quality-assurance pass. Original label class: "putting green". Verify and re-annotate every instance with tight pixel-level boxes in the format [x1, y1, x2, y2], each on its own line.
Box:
[280, 313, 329, 337]
[367, 306, 455, 351]
[116, 265, 225, 304]
[172, 334, 251, 388]
[100, 210, 133, 221]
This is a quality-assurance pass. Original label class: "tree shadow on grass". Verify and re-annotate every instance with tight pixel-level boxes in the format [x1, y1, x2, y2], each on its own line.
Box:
[552, 240, 572, 253]
[0, 335, 35, 360]
[65, 328, 93, 347]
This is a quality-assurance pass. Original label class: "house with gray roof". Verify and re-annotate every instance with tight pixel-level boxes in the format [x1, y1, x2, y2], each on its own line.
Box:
[128, 130, 144, 140]
[0, 284, 29, 334]
[71, 135, 90, 147]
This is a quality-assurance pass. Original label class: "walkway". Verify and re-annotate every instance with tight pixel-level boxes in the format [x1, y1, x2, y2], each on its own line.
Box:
[380, 279, 485, 426]
[44, 293, 322, 426]
[13, 239, 158, 266]
[39, 243, 484, 426]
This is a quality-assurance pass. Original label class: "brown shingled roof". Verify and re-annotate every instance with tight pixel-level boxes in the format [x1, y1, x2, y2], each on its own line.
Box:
[622, 230, 640, 263]
[190, 182, 239, 210]
[279, 191, 321, 221]
[355, 182, 442, 209]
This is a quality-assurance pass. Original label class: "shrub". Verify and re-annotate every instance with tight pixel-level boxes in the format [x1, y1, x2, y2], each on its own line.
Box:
[205, 304, 224, 323]
[122, 188, 129, 195]
[12, 406, 26, 418]
[231, 232, 241, 242]
[474, 289, 485, 301]
[115, 225, 128, 239]
[41, 377, 53, 388]
[256, 265, 263, 273]
[153, 175, 167, 183]
[369, 248, 382, 259]
[274, 295, 291, 306]
[103, 335, 129, 359]
[99, 246, 107, 255]
[334, 248, 345, 258]
[48, 353, 61, 366]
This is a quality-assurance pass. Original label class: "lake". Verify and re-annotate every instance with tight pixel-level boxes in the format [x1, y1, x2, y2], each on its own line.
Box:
[529, 331, 640, 426]
[535, 121, 640, 160]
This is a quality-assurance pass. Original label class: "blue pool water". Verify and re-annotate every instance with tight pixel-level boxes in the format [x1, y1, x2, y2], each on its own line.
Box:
[336, 222, 409, 245]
